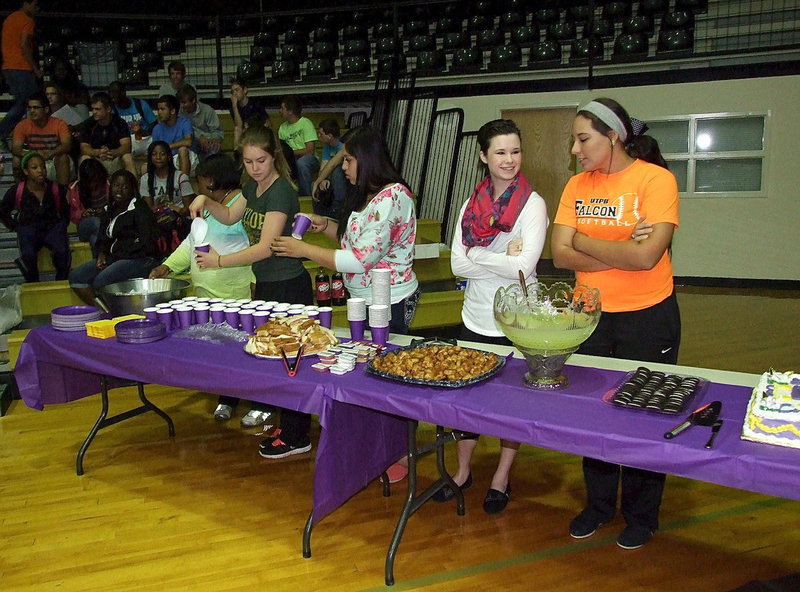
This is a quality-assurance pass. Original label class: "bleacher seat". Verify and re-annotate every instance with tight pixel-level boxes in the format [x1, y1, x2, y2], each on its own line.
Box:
[639, 0, 669, 15]
[489, 44, 522, 71]
[477, 29, 504, 47]
[570, 37, 605, 64]
[612, 32, 649, 62]
[285, 29, 307, 45]
[603, 1, 633, 22]
[161, 37, 185, 54]
[511, 26, 538, 47]
[136, 52, 163, 72]
[374, 23, 394, 39]
[662, 10, 694, 30]
[414, 50, 446, 74]
[499, 12, 523, 31]
[132, 38, 157, 54]
[271, 60, 299, 82]
[340, 56, 370, 77]
[281, 44, 306, 62]
[467, 15, 491, 32]
[342, 25, 368, 41]
[313, 27, 337, 43]
[547, 22, 578, 42]
[342, 39, 369, 58]
[443, 32, 470, 51]
[451, 47, 483, 72]
[584, 17, 614, 39]
[311, 41, 337, 60]
[237, 60, 264, 84]
[529, 39, 561, 67]
[250, 45, 275, 64]
[657, 29, 694, 57]
[375, 37, 399, 57]
[532, 8, 559, 27]
[409, 35, 436, 54]
[261, 17, 279, 33]
[623, 15, 655, 35]
[254, 32, 278, 47]
[435, 17, 462, 35]
[567, 4, 592, 24]
[404, 20, 429, 37]
[119, 67, 147, 87]
[305, 58, 334, 79]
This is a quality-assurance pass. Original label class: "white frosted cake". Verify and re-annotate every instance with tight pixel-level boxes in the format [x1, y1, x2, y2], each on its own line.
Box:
[741, 371, 800, 449]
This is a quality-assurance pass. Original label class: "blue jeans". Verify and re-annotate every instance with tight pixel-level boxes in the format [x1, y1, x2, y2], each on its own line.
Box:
[295, 154, 320, 197]
[69, 256, 160, 290]
[16, 220, 71, 282]
[0, 69, 40, 137]
[77, 216, 102, 257]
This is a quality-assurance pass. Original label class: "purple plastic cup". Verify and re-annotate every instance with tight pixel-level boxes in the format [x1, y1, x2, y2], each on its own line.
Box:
[291, 213, 313, 239]
[195, 243, 210, 253]
[143, 307, 159, 321]
[317, 306, 332, 328]
[194, 307, 210, 324]
[156, 308, 174, 331]
[349, 319, 365, 341]
[239, 310, 255, 334]
[370, 325, 389, 346]
[176, 307, 194, 328]
[224, 308, 240, 329]
[210, 308, 226, 324]
[252, 310, 270, 326]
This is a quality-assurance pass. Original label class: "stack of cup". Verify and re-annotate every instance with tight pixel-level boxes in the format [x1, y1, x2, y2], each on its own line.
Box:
[346, 297, 367, 340]
[371, 269, 391, 308]
[368, 304, 390, 345]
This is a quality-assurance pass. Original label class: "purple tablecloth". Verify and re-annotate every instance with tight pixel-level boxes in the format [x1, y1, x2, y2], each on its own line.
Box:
[15, 327, 800, 524]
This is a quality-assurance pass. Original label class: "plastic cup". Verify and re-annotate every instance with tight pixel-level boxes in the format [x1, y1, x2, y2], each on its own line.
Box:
[239, 309, 255, 333]
[143, 307, 159, 321]
[317, 306, 332, 328]
[156, 308, 174, 331]
[368, 304, 391, 327]
[270, 312, 288, 319]
[346, 297, 367, 321]
[291, 213, 313, 239]
[349, 319, 365, 341]
[252, 310, 270, 326]
[224, 308, 240, 329]
[195, 243, 210, 253]
[210, 308, 226, 324]
[370, 325, 389, 346]
[194, 307, 210, 324]
[175, 306, 194, 328]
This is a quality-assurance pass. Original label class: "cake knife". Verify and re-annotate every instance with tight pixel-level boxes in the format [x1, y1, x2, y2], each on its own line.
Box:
[705, 420, 723, 449]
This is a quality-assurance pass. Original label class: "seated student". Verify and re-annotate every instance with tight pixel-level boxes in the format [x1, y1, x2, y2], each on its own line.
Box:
[278, 95, 319, 197]
[149, 153, 255, 423]
[49, 58, 90, 111]
[157, 60, 192, 98]
[67, 157, 109, 257]
[0, 152, 71, 282]
[311, 118, 347, 218]
[79, 92, 137, 176]
[177, 84, 223, 160]
[109, 80, 157, 158]
[230, 78, 266, 148]
[151, 94, 197, 176]
[139, 140, 195, 214]
[69, 170, 161, 305]
[45, 82, 88, 168]
[11, 92, 73, 184]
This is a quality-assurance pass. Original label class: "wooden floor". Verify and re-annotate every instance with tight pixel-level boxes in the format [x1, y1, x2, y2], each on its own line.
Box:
[1, 287, 799, 592]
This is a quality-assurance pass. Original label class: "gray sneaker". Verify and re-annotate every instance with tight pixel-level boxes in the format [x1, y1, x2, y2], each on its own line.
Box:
[240, 409, 272, 428]
[213, 403, 234, 422]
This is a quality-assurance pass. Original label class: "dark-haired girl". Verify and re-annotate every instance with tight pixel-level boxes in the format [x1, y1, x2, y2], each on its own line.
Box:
[139, 140, 195, 215]
[269, 126, 419, 460]
[69, 170, 161, 304]
[67, 157, 109, 256]
[551, 97, 680, 550]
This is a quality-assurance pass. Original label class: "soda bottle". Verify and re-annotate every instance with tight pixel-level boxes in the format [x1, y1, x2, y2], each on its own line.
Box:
[331, 271, 346, 306]
[315, 269, 331, 305]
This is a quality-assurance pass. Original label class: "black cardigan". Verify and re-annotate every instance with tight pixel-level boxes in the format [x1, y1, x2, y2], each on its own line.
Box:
[96, 197, 161, 260]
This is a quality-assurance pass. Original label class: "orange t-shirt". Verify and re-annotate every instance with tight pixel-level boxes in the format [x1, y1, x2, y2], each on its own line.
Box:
[1, 10, 35, 71]
[554, 159, 679, 313]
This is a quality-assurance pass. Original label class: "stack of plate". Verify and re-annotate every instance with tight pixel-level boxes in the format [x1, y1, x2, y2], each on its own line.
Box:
[51, 305, 103, 332]
[115, 318, 167, 344]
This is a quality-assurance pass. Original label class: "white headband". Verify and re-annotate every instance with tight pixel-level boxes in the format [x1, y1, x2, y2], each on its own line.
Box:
[579, 101, 628, 143]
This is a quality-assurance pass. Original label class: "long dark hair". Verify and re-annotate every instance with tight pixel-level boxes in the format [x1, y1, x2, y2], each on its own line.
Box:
[578, 97, 668, 170]
[195, 153, 241, 192]
[146, 140, 176, 201]
[338, 126, 408, 240]
[77, 158, 108, 209]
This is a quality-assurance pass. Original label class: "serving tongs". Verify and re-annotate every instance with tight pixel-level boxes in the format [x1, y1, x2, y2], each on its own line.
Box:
[280, 345, 304, 377]
[664, 400, 722, 440]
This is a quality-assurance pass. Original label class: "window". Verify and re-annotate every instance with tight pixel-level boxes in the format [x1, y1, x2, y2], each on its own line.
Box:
[647, 113, 767, 197]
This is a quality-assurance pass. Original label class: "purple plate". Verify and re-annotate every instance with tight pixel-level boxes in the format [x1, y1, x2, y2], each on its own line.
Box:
[115, 318, 163, 332]
[116, 334, 167, 344]
[51, 305, 101, 316]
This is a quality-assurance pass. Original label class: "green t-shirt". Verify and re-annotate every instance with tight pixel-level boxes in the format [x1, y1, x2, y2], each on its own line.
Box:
[241, 177, 306, 283]
[278, 117, 318, 151]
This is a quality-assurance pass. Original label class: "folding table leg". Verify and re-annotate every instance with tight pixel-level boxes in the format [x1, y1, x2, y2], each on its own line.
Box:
[384, 422, 461, 586]
[76, 376, 175, 476]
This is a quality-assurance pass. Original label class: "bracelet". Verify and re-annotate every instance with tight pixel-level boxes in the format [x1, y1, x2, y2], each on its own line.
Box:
[217, 254, 222, 268]
[322, 217, 329, 231]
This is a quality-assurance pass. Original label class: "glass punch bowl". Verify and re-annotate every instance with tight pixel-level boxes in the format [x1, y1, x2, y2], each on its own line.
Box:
[493, 281, 601, 390]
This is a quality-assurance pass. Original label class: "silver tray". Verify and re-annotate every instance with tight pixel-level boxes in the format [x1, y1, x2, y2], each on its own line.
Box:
[365, 338, 506, 388]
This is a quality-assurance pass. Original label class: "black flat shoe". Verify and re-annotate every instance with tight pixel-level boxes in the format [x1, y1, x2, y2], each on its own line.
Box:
[432, 473, 473, 503]
[483, 483, 511, 514]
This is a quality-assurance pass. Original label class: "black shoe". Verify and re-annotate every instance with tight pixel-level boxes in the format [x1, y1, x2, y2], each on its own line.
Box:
[432, 473, 472, 503]
[616, 525, 654, 549]
[483, 483, 511, 514]
[569, 510, 606, 539]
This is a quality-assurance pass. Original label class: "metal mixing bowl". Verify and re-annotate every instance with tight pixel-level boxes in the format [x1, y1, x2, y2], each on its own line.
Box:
[95, 278, 191, 316]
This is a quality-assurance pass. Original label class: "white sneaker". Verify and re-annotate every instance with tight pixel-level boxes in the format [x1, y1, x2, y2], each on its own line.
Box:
[213, 403, 234, 422]
[240, 409, 272, 428]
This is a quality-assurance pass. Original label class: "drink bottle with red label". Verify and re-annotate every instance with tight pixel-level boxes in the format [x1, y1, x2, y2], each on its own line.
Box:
[331, 271, 346, 306]
[315, 269, 331, 305]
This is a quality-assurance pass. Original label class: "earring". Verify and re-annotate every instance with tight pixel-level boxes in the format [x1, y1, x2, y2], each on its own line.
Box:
[611, 139, 616, 146]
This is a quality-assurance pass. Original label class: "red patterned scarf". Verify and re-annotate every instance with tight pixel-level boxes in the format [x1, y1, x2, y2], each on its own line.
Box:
[461, 174, 531, 247]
